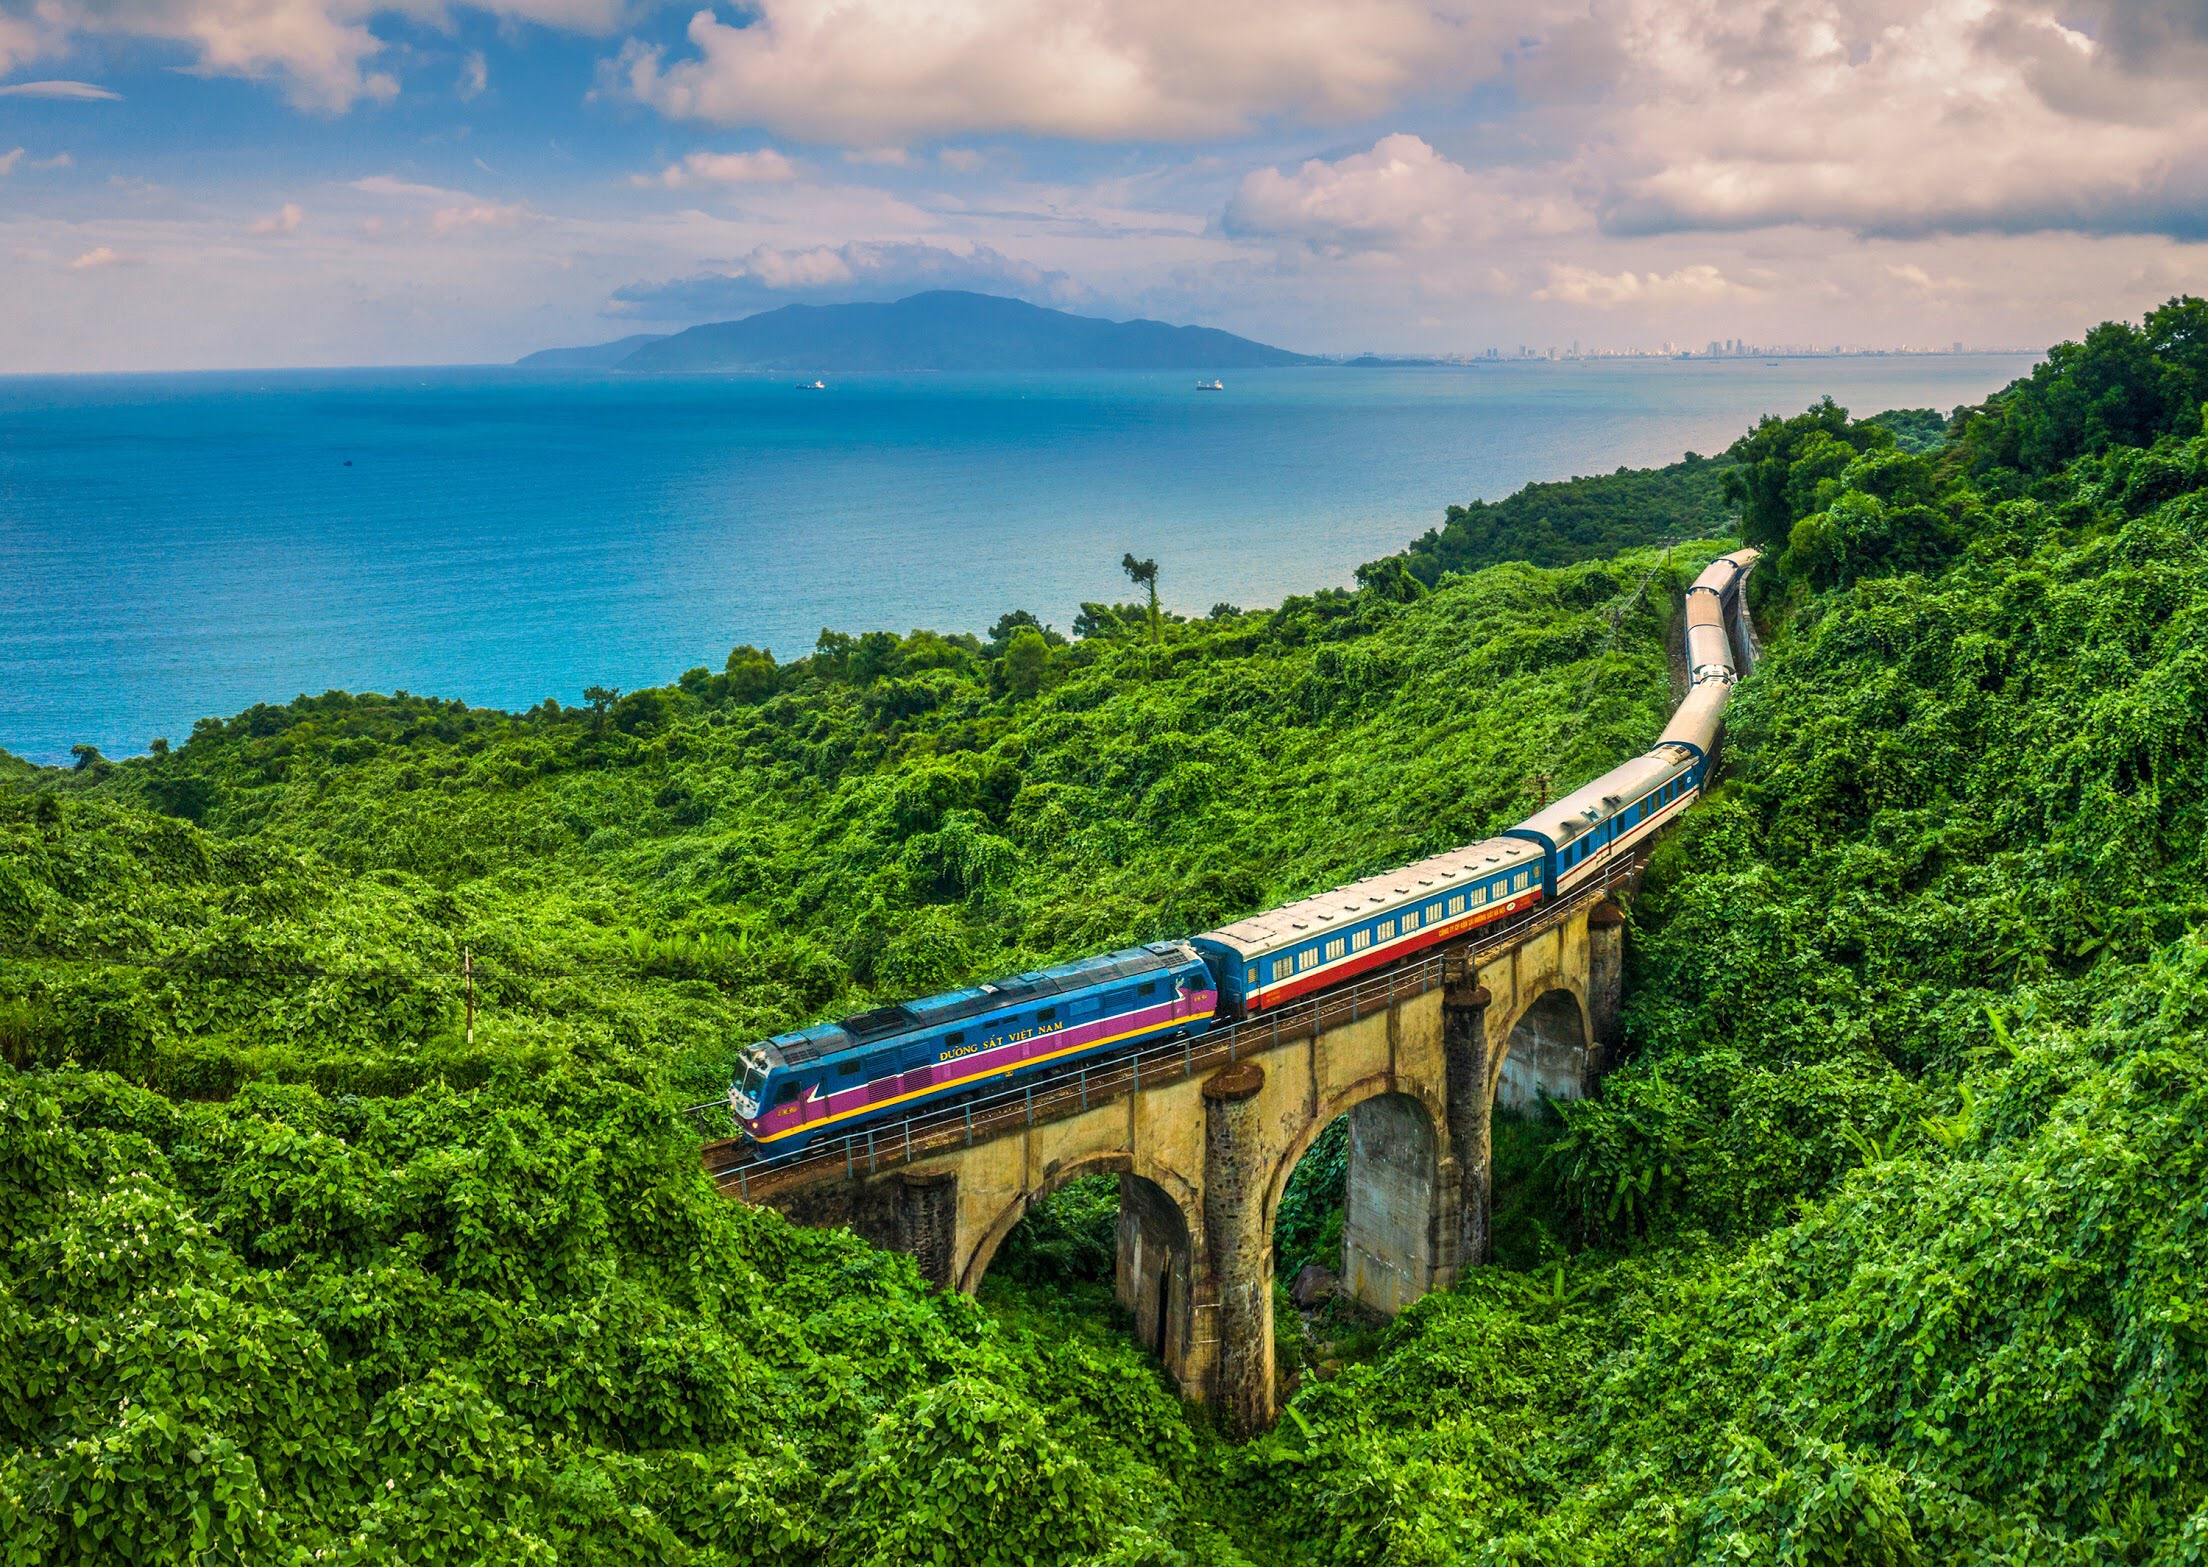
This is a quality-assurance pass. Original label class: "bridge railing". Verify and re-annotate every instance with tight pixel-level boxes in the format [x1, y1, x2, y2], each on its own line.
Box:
[699, 852, 1648, 1203]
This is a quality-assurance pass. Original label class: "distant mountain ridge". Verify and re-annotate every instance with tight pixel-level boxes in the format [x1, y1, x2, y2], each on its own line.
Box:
[515, 333, 668, 369]
[519, 292, 1317, 373]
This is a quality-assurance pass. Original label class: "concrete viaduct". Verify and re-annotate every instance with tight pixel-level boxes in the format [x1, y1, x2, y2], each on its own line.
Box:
[710, 882, 1631, 1437]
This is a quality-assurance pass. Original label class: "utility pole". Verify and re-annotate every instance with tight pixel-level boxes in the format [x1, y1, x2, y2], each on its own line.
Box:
[463, 947, 475, 1046]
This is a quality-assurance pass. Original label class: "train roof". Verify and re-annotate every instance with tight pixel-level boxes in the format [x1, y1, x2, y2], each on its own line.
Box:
[1508, 745, 1700, 848]
[1194, 835, 1544, 959]
[1686, 548, 1759, 596]
[753, 941, 1197, 1068]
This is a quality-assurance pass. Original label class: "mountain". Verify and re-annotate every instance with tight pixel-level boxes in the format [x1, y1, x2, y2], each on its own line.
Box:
[515, 334, 668, 369]
[611, 292, 1318, 373]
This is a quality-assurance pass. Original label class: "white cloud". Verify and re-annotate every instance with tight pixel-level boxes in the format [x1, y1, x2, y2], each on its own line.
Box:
[0, 0, 625, 112]
[610, 238, 1081, 319]
[428, 200, 528, 236]
[1578, 0, 2208, 240]
[249, 202, 305, 233]
[0, 148, 21, 175]
[1529, 263, 1750, 308]
[67, 245, 127, 269]
[459, 50, 487, 100]
[937, 147, 984, 172]
[30, 152, 72, 169]
[1224, 135, 1488, 251]
[843, 147, 911, 166]
[0, 78, 120, 99]
[347, 174, 529, 236]
[637, 149, 800, 188]
[351, 175, 457, 200]
[617, 0, 1527, 142]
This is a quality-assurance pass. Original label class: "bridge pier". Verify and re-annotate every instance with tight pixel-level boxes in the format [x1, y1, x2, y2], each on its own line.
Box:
[1202, 1062, 1274, 1439]
[1442, 981, 1495, 1269]
[1587, 904, 1625, 1080]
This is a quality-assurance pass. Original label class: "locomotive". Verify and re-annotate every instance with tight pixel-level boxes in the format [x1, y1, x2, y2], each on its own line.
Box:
[731, 549, 1758, 1153]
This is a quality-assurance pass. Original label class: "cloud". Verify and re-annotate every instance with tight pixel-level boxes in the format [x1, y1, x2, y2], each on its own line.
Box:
[1529, 263, 1751, 308]
[351, 174, 456, 199]
[609, 238, 1079, 320]
[249, 202, 305, 233]
[636, 148, 800, 188]
[348, 174, 529, 236]
[937, 147, 984, 172]
[30, 152, 72, 169]
[67, 245, 132, 269]
[428, 200, 528, 236]
[1224, 134, 1487, 251]
[0, 0, 625, 113]
[843, 147, 911, 166]
[617, 0, 1526, 142]
[1573, 0, 2208, 241]
[0, 148, 19, 175]
[0, 78, 120, 99]
[459, 50, 487, 100]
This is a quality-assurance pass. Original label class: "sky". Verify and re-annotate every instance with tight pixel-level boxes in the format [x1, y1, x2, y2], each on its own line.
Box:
[2, 0, 2207, 370]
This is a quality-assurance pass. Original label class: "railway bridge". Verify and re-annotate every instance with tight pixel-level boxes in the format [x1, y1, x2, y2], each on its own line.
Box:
[705, 867, 1638, 1436]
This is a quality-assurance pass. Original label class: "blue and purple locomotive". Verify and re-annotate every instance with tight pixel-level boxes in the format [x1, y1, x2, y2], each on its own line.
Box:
[734, 551, 1758, 1154]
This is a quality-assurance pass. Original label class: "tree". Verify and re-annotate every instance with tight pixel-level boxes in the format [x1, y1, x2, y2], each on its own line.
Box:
[69, 744, 103, 771]
[1002, 627, 1049, 700]
[1720, 398, 1893, 554]
[1121, 553, 1161, 644]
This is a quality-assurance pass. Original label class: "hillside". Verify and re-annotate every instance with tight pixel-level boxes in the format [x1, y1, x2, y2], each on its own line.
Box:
[5, 296, 2208, 1565]
[614, 290, 1318, 373]
[514, 333, 668, 369]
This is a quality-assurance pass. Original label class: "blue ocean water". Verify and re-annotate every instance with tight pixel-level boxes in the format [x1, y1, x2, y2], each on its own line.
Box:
[1, 356, 2035, 764]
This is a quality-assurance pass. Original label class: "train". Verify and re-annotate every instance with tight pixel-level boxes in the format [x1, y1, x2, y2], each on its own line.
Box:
[731, 548, 1758, 1154]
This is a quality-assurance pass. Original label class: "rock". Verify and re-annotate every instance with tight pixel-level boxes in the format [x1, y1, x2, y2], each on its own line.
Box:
[1291, 1263, 1339, 1310]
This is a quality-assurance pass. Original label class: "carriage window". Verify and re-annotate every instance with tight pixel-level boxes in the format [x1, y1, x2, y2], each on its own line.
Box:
[1297, 950, 1318, 972]
[1247, 967, 1258, 985]
[1325, 937, 1346, 960]
[1036, 1007, 1055, 1022]
[1468, 887, 1486, 907]
[774, 1082, 803, 1106]
[1379, 919, 1396, 940]
[1448, 895, 1465, 914]
[838, 1058, 866, 1077]
[1402, 910, 1419, 931]
[1350, 930, 1371, 951]
[1275, 957, 1296, 981]
[1138, 981, 1157, 996]
[1515, 871, 1530, 890]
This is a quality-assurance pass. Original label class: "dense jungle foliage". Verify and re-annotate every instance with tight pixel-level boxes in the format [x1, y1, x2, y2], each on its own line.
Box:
[6, 296, 2208, 1565]
[2, 503, 1713, 1560]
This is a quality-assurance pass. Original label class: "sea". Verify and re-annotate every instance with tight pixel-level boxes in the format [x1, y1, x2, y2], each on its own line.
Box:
[0, 354, 2037, 765]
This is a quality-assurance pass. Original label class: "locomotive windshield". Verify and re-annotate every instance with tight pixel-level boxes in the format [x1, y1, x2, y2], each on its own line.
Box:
[734, 1048, 769, 1113]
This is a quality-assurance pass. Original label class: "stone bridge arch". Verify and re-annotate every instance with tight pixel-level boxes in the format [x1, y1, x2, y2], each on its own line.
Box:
[1494, 979, 1592, 1109]
[1262, 1078, 1447, 1320]
[955, 1149, 1207, 1397]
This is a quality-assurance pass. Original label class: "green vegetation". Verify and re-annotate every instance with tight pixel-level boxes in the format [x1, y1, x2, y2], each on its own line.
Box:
[1233, 302, 2208, 1562]
[2, 541, 1705, 1107]
[2, 509, 1712, 1561]
[1391, 452, 1733, 581]
[7, 296, 2208, 1565]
